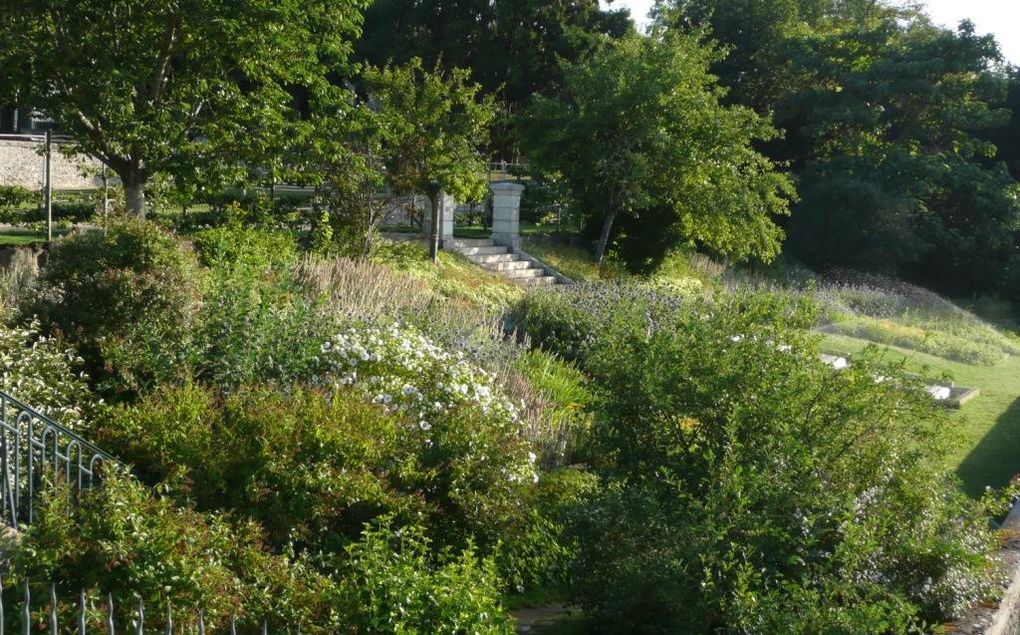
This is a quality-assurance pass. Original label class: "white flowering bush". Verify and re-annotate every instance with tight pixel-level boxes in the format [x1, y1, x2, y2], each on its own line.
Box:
[320, 323, 520, 434]
[0, 320, 93, 428]
[318, 323, 540, 551]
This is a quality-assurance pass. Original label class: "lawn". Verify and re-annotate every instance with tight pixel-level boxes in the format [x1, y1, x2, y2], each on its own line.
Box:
[0, 229, 66, 245]
[819, 332, 1020, 498]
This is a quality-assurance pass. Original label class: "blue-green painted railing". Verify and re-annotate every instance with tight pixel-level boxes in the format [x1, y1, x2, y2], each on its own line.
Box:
[0, 389, 116, 528]
[0, 578, 288, 634]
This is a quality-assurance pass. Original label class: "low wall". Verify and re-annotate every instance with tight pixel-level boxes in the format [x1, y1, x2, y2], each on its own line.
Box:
[952, 507, 1020, 634]
[0, 139, 101, 190]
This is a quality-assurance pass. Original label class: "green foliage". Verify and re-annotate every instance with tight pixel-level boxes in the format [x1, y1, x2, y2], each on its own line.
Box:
[23, 219, 201, 384]
[528, 290, 1001, 631]
[310, 210, 334, 255]
[191, 223, 299, 270]
[98, 384, 416, 554]
[522, 34, 794, 266]
[0, 185, 38, 223]
[362, 58, 494, 259]
[357, 0, 631, 155]
[338, 518, 514, 634]
[7, 474, 344, 633]
[511, 349, 593, 466]
[0, 320, 93, 428]
[99, 379, 535, 560]
[186, 262, 328, 389]
[0, 0, 370, 215]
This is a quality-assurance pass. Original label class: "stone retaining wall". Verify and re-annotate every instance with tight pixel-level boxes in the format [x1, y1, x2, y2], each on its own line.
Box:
[0, 139, 101, 190]
[952, 506, 1020, 634]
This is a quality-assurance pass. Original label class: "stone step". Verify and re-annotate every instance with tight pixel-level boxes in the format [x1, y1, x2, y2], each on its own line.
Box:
[468, 253, 518, 264]
[449, 238, 495, 248]
[517, 275, 558, 286]
[455, 246, 509, 256]
[481, 260, 533, 272]
[504, 267, 546, 279]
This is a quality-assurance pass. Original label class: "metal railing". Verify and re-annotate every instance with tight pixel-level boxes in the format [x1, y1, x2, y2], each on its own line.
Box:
[0, 390, 116, 529]
[0, 579, 293, 634]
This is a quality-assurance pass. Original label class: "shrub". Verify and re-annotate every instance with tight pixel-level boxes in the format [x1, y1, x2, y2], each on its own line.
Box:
[191, 223, 298, 270]
[515, 282, 692, 364]
[98, 384, 416, 554]
[0, 320, 93, 428]
[510, 349, 592, 467]
[99, 380, 536, 559]
[23, 220, 201, 384]
[563, 292, 1001, 632]
[6, 474, 344, 633]
[337, 518, 514, 634]
[318, 323, 521, 427]
[0, 185, 38, 223]
[189, 262, 330, 388]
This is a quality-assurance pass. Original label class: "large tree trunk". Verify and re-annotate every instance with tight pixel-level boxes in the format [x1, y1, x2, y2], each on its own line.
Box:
[427, 190, 441, 264]
[594, 207, 619, 266]
[124, 181, 146, 218]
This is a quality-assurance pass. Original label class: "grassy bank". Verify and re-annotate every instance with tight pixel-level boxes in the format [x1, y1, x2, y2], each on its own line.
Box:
[820, 332, 1020, 497]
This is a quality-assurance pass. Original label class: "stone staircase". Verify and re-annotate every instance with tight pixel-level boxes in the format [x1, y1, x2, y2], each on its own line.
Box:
[446, 239, 566, 286]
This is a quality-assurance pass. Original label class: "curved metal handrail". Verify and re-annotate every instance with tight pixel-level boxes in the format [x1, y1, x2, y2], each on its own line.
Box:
[0, 389, 117, 528]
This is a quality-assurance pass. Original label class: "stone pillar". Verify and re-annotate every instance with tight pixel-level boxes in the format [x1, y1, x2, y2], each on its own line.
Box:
[490, 181, 525, 249]
[421, 191, 456, 247]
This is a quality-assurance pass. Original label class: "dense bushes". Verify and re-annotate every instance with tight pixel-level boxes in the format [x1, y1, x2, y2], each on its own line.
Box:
[97, 377, 535, 559]
[0, 320, 92, 427]
[518, 286, 1004, 631]
[23, 219, 201, 386]
[7, 475, 345, 633]
[338, 519, 513, 634]
[8, 473, 513, 633]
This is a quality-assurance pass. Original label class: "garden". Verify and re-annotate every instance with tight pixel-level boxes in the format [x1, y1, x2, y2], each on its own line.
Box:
[0, 214, 1014, 632]
[2, 0, 1020, 632]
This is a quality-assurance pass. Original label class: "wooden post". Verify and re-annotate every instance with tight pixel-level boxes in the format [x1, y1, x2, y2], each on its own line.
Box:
[44, 130, 52, 243]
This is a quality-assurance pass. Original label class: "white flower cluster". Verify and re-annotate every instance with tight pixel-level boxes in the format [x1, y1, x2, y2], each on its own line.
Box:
[0, 320, 93, 429]
[319, 323, 519, 429]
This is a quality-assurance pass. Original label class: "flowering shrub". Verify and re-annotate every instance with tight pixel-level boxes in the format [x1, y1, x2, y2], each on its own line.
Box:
[319, 323, 520, 435]
[0, 320, 93, 428]
[316, 324, 543, 556]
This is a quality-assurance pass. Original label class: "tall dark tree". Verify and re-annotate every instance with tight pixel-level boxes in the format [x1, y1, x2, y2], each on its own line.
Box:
[357, 0, 632, 156]
[783, 20, 1019, 293]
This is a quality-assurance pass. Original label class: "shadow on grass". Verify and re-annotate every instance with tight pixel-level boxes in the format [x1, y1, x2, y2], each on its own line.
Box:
[956, 396, 1020, 498]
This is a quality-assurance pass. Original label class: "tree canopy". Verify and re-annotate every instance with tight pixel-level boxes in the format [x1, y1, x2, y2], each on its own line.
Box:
[362, 59, 495, 261]
[660, 0, 1020, 298]
[0, 0, 369, 216]
[521, 34, 794, 268]
[357, 0, 633, 157]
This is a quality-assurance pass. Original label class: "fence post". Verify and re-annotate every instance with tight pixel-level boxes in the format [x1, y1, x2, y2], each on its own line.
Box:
[49, 585, 57, 635]
[44, 129, 52, 244]
[106, 593, 114, 635]
[22, 580, 30, 635]
[135, 596, 144, 635]
[79, 590, 86, 635]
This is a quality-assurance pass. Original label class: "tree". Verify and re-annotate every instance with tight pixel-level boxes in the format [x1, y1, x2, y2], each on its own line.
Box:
[0, 0, 368, 216]
[521, 35, 794, 267]
[356, 0, 632, 157]
[362, 59, 495, 262]
[782, 20, 1020, 293]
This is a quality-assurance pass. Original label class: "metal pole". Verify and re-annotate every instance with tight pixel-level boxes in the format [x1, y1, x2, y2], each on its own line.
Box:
[102, 165, 109, 217]
[44, 130, 52, 243]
